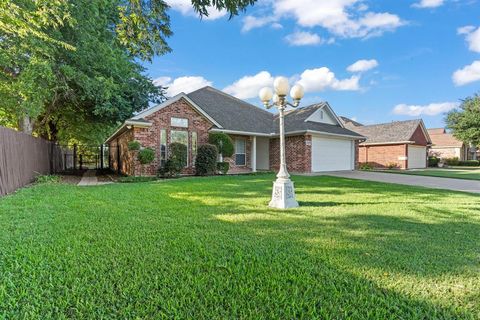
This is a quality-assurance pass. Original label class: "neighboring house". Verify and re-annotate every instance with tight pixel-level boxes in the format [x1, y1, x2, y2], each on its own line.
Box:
[340, 117, 431, 169]
[427, 128, 469, 160]
[106, 86, 364, 176]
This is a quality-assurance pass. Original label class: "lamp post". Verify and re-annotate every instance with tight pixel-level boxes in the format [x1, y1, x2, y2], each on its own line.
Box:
[259, 77, 305, 209]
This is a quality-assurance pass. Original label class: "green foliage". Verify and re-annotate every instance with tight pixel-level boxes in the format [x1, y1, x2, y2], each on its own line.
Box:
[444, 157, 460, 166]
[458, 160, 480, 166]
[208, 132, 234, 158]
[158, 142, 187, 177]
[34, 174, 61, 184]
[195, 144, 218, 176]
[446, 94, 480, 146]
[118, 176, 157, 183]
[128, 140, 141, 151]
[217, 162, 230, 175]
[0, 175, 479, 318]
[360, 163, 373, 170]
[138, 148, 155, 165]
[428, 156, 440, 167]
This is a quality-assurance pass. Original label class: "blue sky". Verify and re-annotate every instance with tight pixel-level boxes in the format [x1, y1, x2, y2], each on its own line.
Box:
[144, 0, 480, 128]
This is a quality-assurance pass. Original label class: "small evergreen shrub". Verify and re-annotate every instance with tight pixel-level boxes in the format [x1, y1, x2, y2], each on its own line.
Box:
[458, 160, 480, 166]
[128, 140, 141, 151]
[35, 174, 61, 184]
[428, 156, 440, 167]
[195, 144, 218, 176]
[217, 162, 230, 175]
[138, 148, 155, 165]
[444, 157, 460, 166]
[158, 143, 187, 177]
[360, 163, 373, 171]
[208, 132, 234, 158]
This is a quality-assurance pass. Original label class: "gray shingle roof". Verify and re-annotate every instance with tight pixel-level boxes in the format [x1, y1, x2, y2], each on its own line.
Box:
[347, 119, 423, 144]
[339, 116, 364, 127]
[274, 103, 364, 137]
[187, 86, 274, 134]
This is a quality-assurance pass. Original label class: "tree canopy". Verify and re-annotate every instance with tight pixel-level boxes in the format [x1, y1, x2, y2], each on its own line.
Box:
[445, 94, 480, 146]
[0, 0, 256, 144]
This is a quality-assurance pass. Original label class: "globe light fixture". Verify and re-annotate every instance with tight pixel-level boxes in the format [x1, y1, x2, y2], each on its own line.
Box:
[260, 77, 305, 209]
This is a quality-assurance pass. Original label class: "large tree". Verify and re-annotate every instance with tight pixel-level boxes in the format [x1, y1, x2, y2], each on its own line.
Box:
[445, 94, 480, 146]
[0, 0, 256, 144]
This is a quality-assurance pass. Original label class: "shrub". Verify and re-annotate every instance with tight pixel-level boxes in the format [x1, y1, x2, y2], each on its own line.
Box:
[444, 157, 460, 166]
[158, 143, 187, 177]
[138, 148, 155, 165]
[387, 162, 399, 169]
[128, 140, 141, 151]
[458, 160, 480, 166]
[195, 144, 218, 176]
[208, 132, 234, 159]
[35, 174, 61, 184]
[217, 162, 230, 175]
[360, 163, 373, 171]
[428, 156, 440, 167]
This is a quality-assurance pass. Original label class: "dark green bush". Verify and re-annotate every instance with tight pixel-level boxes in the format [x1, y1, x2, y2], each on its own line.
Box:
[195, 144, 218, 176]
[360, 163, 373, 171]
[428, 156, 440, 167]
[208, 132, 234, 158]
[444, 157, 460, 166]
[128, 140, 141, 151]
[158, 143, 187, 177]
[35, 174, 61, 184]
[458, 160, 480, 166]
[138, 148, 155, 165]
[217, 162, 230, 175]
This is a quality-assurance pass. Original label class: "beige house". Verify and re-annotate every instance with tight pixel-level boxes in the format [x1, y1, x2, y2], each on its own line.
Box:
[427, 128, 468, 160]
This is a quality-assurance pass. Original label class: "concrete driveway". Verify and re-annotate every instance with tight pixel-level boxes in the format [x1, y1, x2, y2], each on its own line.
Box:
[321, 171, 480, 194]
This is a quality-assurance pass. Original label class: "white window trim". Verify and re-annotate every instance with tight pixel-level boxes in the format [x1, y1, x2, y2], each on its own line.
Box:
[235, 137, 247, 166]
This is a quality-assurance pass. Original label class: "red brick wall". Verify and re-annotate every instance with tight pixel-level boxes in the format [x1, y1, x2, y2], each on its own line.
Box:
[270, 135, 311, 173]
[410, 125, 429, 146]
[132, 98, 214, 175]
[109, 129, 136, 175]
[358, 144, 408, 169]
[225, 134, 252, 174]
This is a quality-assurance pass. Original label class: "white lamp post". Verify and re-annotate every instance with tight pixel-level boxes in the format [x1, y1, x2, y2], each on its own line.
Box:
[259, 77, 305, 209]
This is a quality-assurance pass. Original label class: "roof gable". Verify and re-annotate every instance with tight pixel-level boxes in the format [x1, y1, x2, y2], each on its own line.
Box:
[131, 94, 223, 128]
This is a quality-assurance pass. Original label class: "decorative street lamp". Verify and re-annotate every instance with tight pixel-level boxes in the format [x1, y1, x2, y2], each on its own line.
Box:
[259, 77, 305, 209]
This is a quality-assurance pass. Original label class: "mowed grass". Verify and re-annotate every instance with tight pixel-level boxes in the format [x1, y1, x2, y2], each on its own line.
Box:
[382, 168, 480, 181]
[0, 174, 479, 319]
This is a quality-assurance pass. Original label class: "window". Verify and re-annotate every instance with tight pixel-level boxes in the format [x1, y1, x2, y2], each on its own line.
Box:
[191, 132, 197, 166]
[235, 138, 246, 166]
[171, 130, 188, 166]
[160, 129, 167, 168]
[320, 110, 324, 119]
[171, 117, 188, 128]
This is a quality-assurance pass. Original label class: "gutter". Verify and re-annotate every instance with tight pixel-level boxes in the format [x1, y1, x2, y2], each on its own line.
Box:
[105, 120, 152, 144]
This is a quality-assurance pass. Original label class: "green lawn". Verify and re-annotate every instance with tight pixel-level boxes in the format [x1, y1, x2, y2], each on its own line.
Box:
[1, 174, 479, 319]
[381, 168, 480, 180]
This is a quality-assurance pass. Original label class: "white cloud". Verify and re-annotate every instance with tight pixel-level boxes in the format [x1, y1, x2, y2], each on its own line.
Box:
[347, 59, 379, 73]
[167, 0, 226, 20]
[268, 0, 405, 39]
[153, 76, 212, 96]
[223, 71, 274, 99]
[393, 102, 459, 116]
[452, 60, 480, 86]
[412, 0, 444, 8]
[298, 67, 361, 92]
[285, 31, 322, 46]
[458, 25, 480, 53]
[242, 16, 278, 32]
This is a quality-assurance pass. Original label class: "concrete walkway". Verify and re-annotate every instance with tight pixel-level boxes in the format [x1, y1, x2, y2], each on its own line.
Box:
[77, 170, 111, 186]
[321, 171, 480, 194]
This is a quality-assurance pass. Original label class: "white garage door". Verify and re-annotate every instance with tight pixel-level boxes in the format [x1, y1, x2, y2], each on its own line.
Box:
[311, 136, 354, 172]
[408, 145, 427, 169]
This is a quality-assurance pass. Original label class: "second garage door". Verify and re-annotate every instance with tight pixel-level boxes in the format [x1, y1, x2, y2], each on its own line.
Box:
[408, 145, 427, 169]
[311, 136, 354, 172]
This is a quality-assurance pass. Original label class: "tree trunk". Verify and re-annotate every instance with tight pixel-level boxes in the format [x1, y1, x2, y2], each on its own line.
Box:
[19, 115, 34, 134]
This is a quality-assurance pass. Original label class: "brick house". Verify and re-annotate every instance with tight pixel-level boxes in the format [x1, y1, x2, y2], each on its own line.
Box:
[341, 117, 431, 169]
[106, 86, 364, 176]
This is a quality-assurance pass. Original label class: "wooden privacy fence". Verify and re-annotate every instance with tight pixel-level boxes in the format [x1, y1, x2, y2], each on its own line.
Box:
[0, 126, 70, 196]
